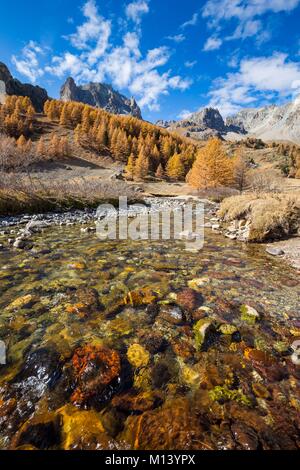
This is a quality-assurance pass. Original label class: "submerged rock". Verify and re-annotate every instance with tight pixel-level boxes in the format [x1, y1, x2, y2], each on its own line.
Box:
[121, 398, 207, 450]
[127, 344, 150, 368]
[231, 422, 259, 450]
[266, 247, 284, 256]
[70, 345, 122, 409]
[151, 362, 172, 389]
[193, 319, 217, 351]
[159, 304, 185, 325]
[11, 412, 61, 450]
[58, 404, 117, 450]
[123, 288, 158, 307]
[244, 348, 288, 382]
[112, 390, 162, 413]
[138, 332, 167, 354]
[240, 305, 260, 325]
[11, 347, 62, 396]
[176, 288, 204, 312]
[6, 294, 38, 311]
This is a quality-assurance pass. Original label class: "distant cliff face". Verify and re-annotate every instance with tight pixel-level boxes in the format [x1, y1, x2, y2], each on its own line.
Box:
[156, 99, 300, 145]
[226, 97, 300, 144]
[0, 62, 49, 112]
[156, 108, 238, 140]
[60, 77, 142, 119]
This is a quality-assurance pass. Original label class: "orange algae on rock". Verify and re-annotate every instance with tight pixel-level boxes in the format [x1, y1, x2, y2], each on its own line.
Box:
[70, 345, 121, 408]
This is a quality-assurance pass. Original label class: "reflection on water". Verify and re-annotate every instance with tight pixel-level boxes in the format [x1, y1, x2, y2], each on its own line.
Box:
[0, 221, 299, 450]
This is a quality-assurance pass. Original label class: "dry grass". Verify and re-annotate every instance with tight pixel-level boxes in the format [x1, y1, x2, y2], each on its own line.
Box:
[197, 187, 240, 202]
[0, 173, 140, 215]
[219, 192, 300, 242]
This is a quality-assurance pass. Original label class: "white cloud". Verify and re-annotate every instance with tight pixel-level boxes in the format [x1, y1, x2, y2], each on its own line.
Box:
[207, 52, 300, 116]
[169, 76, 192, 90]
[44, 1, 192, 111]
[178, 109, 192, 119]
[166, 34, 186, 43]
[203, 36, 223, 51]
[45, 52, 91, 80]
[203, 0, 300, 24]
[202, 0, 300, 47]
[227, 19, 262, 40]
[184, 60, 197, 68]
[67, 0, 111, 64]
[126, 0, 149, 24]
[180, 13, 198, 29]
[12, 41, 45, 83]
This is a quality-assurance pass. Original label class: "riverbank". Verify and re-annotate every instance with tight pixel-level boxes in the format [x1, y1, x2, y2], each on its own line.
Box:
[0, 194, 299, 270]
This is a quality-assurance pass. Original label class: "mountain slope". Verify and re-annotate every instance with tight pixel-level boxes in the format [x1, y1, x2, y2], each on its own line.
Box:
[226, 96, 300, 144]
[156, 108, 243, 141]
[157, 97, 300, 145]
[60, 77, 142, 119]
[0, 62, 49, 112]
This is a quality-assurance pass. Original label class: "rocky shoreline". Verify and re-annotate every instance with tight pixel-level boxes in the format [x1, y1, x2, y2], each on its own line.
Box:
[207, 213, 300, 271]
[0, 197, 299, 271]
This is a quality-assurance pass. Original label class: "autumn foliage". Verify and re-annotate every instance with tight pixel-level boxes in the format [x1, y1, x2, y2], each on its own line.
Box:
[187, 138, 236, 190]
[42, 99, 198, 180]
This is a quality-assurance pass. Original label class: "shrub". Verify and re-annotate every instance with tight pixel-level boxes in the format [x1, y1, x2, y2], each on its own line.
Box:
[219, 193, 300, 242]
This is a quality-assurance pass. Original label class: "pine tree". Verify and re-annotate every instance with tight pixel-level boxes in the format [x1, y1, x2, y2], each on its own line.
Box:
[166, 153, 185, 180]
[17, 135, 27, 149]
[36, 136, 46, 157]
[26, 105, 35, 120]
[234, 155, 249, 193]
[44, 100, 51, 115]
[155, 163, 165, 179]
[59, 104, 69, 126]
[70, 104, 82, 127]
[46, 101, 58, 121]
[161, 136, 173, 161]
[58, 137, 70, 157]
[48, 134, 60, 157]
[114, 130, 130, 161]
[74, 124, 83, 146]
[134, 147, 150, 180]
[187, 138, 235, 190]
[125, 153, 136, 180]
[81, 106, 91, 134]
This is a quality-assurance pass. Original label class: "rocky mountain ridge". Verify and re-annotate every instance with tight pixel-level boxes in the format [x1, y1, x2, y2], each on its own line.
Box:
[60, 77, 142, 119]
[0, 62, 49, 112]
[157, 97, 300, 145]
[157, 108, 243, 141]
[226, 97, 300, 144]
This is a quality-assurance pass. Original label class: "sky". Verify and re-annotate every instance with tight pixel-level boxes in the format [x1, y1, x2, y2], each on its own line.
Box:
[0, 0, 300, 122]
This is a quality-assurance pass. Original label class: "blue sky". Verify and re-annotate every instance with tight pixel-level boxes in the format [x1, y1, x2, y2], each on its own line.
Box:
[1, 0, 300, 121]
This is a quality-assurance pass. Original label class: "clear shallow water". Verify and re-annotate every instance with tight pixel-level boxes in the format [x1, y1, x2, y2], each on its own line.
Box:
[0, 220, 299, 450]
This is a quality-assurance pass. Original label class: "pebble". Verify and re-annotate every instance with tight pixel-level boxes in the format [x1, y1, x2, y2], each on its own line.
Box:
[266, 247, 284, 256]
[225, 233, 237, 240]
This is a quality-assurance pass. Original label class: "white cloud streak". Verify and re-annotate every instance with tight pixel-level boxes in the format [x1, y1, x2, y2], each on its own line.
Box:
[202, 0, 300, 50]
[208, 53, 300, 116]
[126, 0, 149, 24]
[12, 40, 45, 83]
[203, 36, 223, 51]
[180, 13, 198, 29]
[166, 34, 186, 43]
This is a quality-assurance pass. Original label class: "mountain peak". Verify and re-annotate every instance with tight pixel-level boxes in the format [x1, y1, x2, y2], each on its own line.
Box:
[0, 61, 49, 111]
[60, 77, 142, 119]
